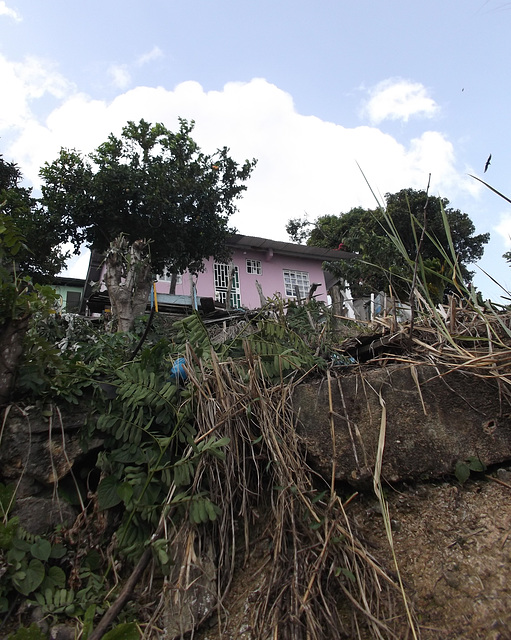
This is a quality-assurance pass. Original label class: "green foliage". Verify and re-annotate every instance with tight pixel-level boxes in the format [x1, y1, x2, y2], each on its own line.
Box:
[455, 456, 487, 485]
[91, 338, 228, 561]
[32, 585, 76, 615]
[15, 312, 153, 404]
[0, 208, 63, 403]
[241, 314, 325, 380]
[7, 623, 48, 640]
[0, 210, 61, 324]
[172, 311, 211, 359]
[0, 490, 108, 625]
[286, 215, 313, 244]
[40, 118, 257, 277]
[1, 155, 69, 280]
[102, 622, 140, 640]
[15, 322, 93, 404]
[301, 189, 489, 299]
[0, 517, 69, 610]
[71, 555, 108, 616]
[172, 305, 326, 383]
[0, 484, 94, 619]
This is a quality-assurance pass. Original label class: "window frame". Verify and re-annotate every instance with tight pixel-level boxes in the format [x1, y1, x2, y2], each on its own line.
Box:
[214, 262, 242, 308]
[245, 259, 262, 275]
[283, 269, 311, 299]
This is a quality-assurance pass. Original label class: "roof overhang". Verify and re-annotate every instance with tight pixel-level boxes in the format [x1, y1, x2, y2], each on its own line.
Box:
[226, 234, 355, 262]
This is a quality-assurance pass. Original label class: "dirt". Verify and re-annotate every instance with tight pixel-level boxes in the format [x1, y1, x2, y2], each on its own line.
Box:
[350, 472, 511, 640]
[196, 470, 511, 640]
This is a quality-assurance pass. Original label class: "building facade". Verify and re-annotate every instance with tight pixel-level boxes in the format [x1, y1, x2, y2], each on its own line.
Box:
[82, 234, 352, 314]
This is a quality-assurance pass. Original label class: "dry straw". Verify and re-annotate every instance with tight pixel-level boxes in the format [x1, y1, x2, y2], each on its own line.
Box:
[166, 343, 415, 640]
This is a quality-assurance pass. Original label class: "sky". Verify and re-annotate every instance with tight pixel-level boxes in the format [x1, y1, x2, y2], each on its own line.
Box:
[1, 0, 511, 301]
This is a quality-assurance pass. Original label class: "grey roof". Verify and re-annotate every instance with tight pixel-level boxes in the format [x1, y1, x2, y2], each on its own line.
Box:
[53, 276, 86, 288]
[227, 234, 354, 261]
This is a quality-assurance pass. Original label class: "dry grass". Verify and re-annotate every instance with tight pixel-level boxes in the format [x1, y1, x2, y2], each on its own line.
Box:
[154, 342, 418, 640]
[142, 291, 511, 640]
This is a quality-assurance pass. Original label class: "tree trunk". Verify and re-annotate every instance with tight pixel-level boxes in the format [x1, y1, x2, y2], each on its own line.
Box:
[329, 284, 344, 330]
[255, 280, 267, 307]
[104, 236, 153, 333]
[225, 263, 235, 311]
[169, 272, 178, 295]
[0, 315, 30, 405]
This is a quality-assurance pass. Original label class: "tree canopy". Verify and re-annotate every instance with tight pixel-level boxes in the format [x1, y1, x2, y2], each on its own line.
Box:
[40, 118, 257, 277]
[0, 156, 69, 280]
[288, 188, 489, 300]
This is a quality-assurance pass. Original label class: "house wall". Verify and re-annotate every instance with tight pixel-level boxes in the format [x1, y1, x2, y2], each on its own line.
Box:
[154, 248, 329, 309]
[53, 285, 83, 313]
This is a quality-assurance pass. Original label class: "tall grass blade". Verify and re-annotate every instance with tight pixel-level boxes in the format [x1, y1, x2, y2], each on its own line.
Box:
[373, 391, 419, 640]
[468, 174, 511, 205]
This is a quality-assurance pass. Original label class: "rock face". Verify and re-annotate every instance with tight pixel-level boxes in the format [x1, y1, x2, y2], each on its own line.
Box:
[163, 528, 217, 639]
[293, 362, 511, 486]
[0, 404, 98, 533]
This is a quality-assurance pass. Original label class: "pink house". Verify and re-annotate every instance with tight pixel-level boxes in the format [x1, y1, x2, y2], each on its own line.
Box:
[82, 235, 351, 314]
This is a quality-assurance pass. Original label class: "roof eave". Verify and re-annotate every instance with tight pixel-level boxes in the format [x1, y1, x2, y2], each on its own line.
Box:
[226, 234, 354, 262]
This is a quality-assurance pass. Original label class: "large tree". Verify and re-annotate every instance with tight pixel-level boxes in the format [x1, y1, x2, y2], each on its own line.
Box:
[1, 156, 65, 403]
[40, 118, 256, 330]
[0, 156, 70, 280]
[289, 189, 489, 300]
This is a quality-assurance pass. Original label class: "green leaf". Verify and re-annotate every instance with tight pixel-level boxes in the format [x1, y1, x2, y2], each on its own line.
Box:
[311, 490, 327, 504]
[82, 604, 97, 639]
[8, 545, 26, 563]
[103, 622, 140, 640]
[335, 567, 356, 583]
[13, 558, 45, 595]
[455, 461, 470, 485]
[12, 537, 31, 552]
[97, 475, 123, 510]
[0, 517, 19, 549]
[49, 542, 67, 559]
[84, 549, 103, 571]
[116, 481, 134, 504]
[30, 538, 51, 561]
[466, 456, 486, 473]
[46, 565, 66, 588]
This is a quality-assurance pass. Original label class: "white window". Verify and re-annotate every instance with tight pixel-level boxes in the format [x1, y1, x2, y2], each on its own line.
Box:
[157, 272, 182, 284]
[214, 263, 241, 308]
[283, 269, 310, 299]
[246, 259, 262, 275]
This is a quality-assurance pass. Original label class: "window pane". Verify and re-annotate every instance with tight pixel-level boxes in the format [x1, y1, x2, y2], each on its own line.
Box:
[246, 259, 262, 275]
[214, 263, 241, 308]
[283, 270, 310, 298]
[65, 291, 81, 312]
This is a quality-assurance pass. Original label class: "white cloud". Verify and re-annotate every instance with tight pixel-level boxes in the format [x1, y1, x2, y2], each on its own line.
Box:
[0, 54, 72, 130]
[363, 78, 440, 125]
[495, 214, 511, 248]
[108, 64, 131, 90]
[136, 46, 163, 66]
[106, 48, 163, 90]
[0, 1, 21, 21]
[0, 56, 464, 244]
